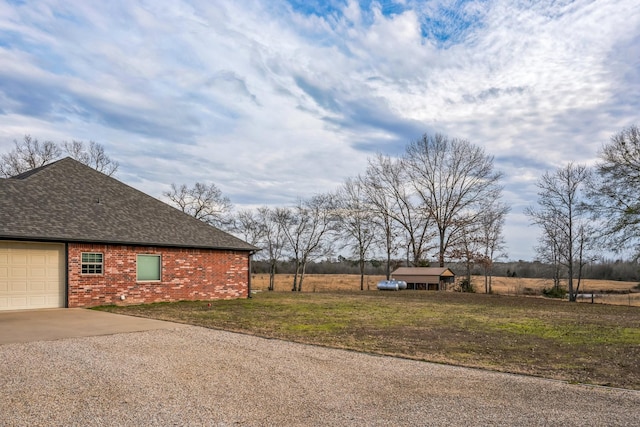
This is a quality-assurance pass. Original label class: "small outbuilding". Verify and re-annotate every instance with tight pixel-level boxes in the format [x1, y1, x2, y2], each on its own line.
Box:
[391, 267, 455, 290]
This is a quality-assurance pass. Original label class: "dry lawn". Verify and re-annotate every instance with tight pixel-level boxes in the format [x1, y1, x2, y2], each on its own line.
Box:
[252, 274, 640, 306]
[99, 291, 640, 389]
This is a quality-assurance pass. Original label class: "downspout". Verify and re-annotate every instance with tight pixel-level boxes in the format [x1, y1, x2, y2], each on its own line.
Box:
[247, 250, 255, 299]
[64, 242, 69, 308]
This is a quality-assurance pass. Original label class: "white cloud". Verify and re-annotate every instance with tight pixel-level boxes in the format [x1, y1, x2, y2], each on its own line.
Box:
[0, 0, 638, 260]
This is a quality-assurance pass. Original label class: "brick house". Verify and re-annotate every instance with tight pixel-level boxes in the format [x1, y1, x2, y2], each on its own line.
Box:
[0, 158, 257, 310]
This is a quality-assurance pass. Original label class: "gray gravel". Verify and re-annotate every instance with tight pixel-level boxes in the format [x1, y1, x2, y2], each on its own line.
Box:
[1, 325, 638, 426]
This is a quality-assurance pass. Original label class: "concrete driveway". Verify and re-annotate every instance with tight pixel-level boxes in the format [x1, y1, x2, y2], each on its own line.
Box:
[0, 308, 185, 344]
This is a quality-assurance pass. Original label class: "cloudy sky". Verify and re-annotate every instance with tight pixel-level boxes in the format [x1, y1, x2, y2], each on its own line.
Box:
[1, 0, 639, 261]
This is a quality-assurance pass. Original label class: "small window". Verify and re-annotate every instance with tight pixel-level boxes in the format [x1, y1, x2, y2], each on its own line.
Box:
[137, 254, 161, 281]
[81, 252, 103, 275]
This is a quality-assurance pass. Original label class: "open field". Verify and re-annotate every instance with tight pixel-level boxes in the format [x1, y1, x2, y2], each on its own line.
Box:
[98, 291, 640, 389]
[252, 274, 640, 306]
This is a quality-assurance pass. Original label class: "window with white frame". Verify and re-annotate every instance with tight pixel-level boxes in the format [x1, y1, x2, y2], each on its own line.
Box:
[81, 252, 103, 275]
[137, 254, 161, 281]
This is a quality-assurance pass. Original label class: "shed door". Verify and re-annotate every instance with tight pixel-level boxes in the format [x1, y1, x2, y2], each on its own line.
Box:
[0, 242, 65, 311]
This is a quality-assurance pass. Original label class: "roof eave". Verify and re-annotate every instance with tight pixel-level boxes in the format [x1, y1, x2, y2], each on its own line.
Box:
[0, 235, 258, 252]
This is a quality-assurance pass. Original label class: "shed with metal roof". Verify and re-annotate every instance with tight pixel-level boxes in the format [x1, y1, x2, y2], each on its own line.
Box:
[391, 267, 456, 290]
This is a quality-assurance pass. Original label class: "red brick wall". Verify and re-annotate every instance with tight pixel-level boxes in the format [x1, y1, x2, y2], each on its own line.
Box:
[67, 243, 250, 308]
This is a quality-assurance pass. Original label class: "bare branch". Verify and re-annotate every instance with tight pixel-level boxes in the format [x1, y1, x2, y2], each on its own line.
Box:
[0, 135, 61, 177]
[164, 182, 233, 229]
[404, 133, 504, 267]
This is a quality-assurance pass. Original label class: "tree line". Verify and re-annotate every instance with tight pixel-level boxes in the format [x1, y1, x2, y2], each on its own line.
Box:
[174, 133, 510, 293]
[3, 126, 638, 301]
[223, 126, 640, 298]
[251, 258, 640, 283]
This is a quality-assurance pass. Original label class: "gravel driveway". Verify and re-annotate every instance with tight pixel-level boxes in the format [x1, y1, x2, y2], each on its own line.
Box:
[1, 325, 638, 426]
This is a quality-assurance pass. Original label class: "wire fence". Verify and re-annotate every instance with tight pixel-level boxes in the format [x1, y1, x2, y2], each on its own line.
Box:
[497, 281, 640, 307]
[574, 292, 640, 307]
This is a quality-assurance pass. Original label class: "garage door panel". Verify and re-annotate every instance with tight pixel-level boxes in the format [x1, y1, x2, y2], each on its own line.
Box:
[47, 294, 64, 306]
[11, 266, 27, 279]
[10, 253, 28, 264]
[30, 253, 46, 263]
[8, 296, 28, 309]
[30, 267, 46, 278]
[28, 295, 46, 306]
[29, 280, 46, 292]
[0, 242, 65, 311]
[46, 281, 61, 293]
[11, 280, 27, 292]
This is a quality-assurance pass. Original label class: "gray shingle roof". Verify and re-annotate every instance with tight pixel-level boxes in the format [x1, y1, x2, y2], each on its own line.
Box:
[0, 157, 256, 251]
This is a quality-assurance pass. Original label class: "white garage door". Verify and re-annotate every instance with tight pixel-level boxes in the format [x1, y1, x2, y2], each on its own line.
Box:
[0, 241, 65, 311]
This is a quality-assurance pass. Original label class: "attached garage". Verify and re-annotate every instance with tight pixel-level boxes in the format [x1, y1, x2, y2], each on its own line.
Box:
[0, 241, 65, 311]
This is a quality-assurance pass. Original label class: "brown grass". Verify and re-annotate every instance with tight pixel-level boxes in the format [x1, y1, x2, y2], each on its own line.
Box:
[252, 274, 640, 306]
[252, 274, 387, 292]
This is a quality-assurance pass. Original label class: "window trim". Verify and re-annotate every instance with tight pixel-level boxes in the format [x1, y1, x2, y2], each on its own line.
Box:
[81, 252, 104, 275]
[136, 254, 162, 282]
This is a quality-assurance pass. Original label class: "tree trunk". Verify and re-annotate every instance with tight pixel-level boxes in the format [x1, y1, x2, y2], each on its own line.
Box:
[438, 229, 446, 268]
[268, 262, 276, 291]
[484, 268, 489, 293]
[298, 262, 307, 292]
[386, 226, 391, 280]
[292, 259, 299, 291]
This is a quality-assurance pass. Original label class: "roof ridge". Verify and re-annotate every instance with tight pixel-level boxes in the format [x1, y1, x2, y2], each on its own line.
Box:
[8, 157, 71, 180]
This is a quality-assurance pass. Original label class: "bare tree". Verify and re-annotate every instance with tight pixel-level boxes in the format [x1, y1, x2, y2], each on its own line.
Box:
[450, 221, 483, 290]
[0, 135, 61, 176]
[360, 155, 408, 278]
[373, 154, 435, 266]
[233, 207, 285, 291]
[405, 133, 504, 267]
[589, 125, 640, 259]
[164, 182, 233, 229]
[277, 195, 336, 292]
[534, 218, 563, 291]
[335, 177, 376, 290]
[477, 202, 509, 293]
[1, 135, 119, 177]
[62, 140, 119, 176]
[233, 209, 264, 246]
[258, 207, 286, 291]
[525, 163, 594, 301]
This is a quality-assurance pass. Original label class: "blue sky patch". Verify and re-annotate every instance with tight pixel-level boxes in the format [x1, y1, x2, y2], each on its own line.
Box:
[420, 0, 486, 46]
[286, 0, 408, 17]
[285, 0, 347, 17]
